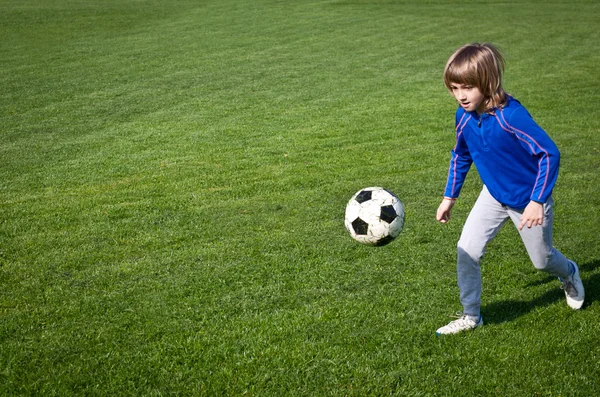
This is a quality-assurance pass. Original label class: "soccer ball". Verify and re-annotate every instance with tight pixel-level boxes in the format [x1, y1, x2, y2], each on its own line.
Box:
[344, 187, 405, 246]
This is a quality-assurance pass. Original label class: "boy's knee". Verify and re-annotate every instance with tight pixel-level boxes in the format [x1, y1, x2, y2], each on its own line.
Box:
[531, 252, 553, 272]
[457, 238, 485, 262]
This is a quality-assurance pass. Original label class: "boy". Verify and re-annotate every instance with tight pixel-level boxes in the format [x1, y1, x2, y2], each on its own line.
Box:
[435, 43, 584, 335]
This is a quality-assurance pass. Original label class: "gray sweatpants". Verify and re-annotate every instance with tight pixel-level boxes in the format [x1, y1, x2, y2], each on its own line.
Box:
[457, 185, 571, 317]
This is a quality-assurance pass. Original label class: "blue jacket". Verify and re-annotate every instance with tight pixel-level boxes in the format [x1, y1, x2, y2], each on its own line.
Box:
[444, 96, 560, 209]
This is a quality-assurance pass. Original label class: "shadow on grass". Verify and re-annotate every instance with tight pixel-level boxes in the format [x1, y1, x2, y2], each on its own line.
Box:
[482, 259, 600, 325]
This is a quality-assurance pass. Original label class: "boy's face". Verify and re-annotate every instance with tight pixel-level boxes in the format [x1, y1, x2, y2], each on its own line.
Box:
[449, 83, 486, 114]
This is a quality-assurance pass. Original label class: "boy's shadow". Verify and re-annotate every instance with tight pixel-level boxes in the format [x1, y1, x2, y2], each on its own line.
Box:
[482, 259, 600, 325]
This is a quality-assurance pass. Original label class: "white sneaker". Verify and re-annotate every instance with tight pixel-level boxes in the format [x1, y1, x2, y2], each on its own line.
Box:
[436, 314, 483, 335]
[560, 260, 584, 310]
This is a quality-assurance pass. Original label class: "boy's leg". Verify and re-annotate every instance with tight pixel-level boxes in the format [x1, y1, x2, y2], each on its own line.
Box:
[507, 198, 584, 309]
[456, 186, 510, 317]
[506, 197, 570, 278]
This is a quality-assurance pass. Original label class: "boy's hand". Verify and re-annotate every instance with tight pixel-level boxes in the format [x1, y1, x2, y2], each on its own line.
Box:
[519, 201, 544, 230]
[436, 198, 455, 223]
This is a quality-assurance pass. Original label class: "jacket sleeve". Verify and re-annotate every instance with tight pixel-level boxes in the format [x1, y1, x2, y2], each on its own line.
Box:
[443, 114, 473, 199]
[509, 107, 560, 203]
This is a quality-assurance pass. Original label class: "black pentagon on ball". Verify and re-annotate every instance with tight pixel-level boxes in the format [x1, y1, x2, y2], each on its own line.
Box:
[354, 190, 372, 204]
[351, 217, 369, 235]
[379, 205, 398, 223]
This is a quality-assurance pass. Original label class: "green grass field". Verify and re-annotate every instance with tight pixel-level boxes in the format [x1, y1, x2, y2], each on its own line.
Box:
[1, 0, 599, 395]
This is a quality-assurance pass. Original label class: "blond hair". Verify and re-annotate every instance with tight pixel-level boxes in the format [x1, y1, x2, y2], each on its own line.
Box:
[444, 43, 507, 112]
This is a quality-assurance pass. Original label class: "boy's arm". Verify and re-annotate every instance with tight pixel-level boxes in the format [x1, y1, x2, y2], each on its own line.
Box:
[509, 107, 561, 204]
[443, 134, 473, 200]
[438, 128, 472, 224]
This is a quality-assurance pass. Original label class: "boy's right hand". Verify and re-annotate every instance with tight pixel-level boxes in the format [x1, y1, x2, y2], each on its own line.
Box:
[436, 198, 456, 223]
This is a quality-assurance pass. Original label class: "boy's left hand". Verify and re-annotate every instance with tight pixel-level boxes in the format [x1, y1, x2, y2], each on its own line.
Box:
[519, 201, 544, 230]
